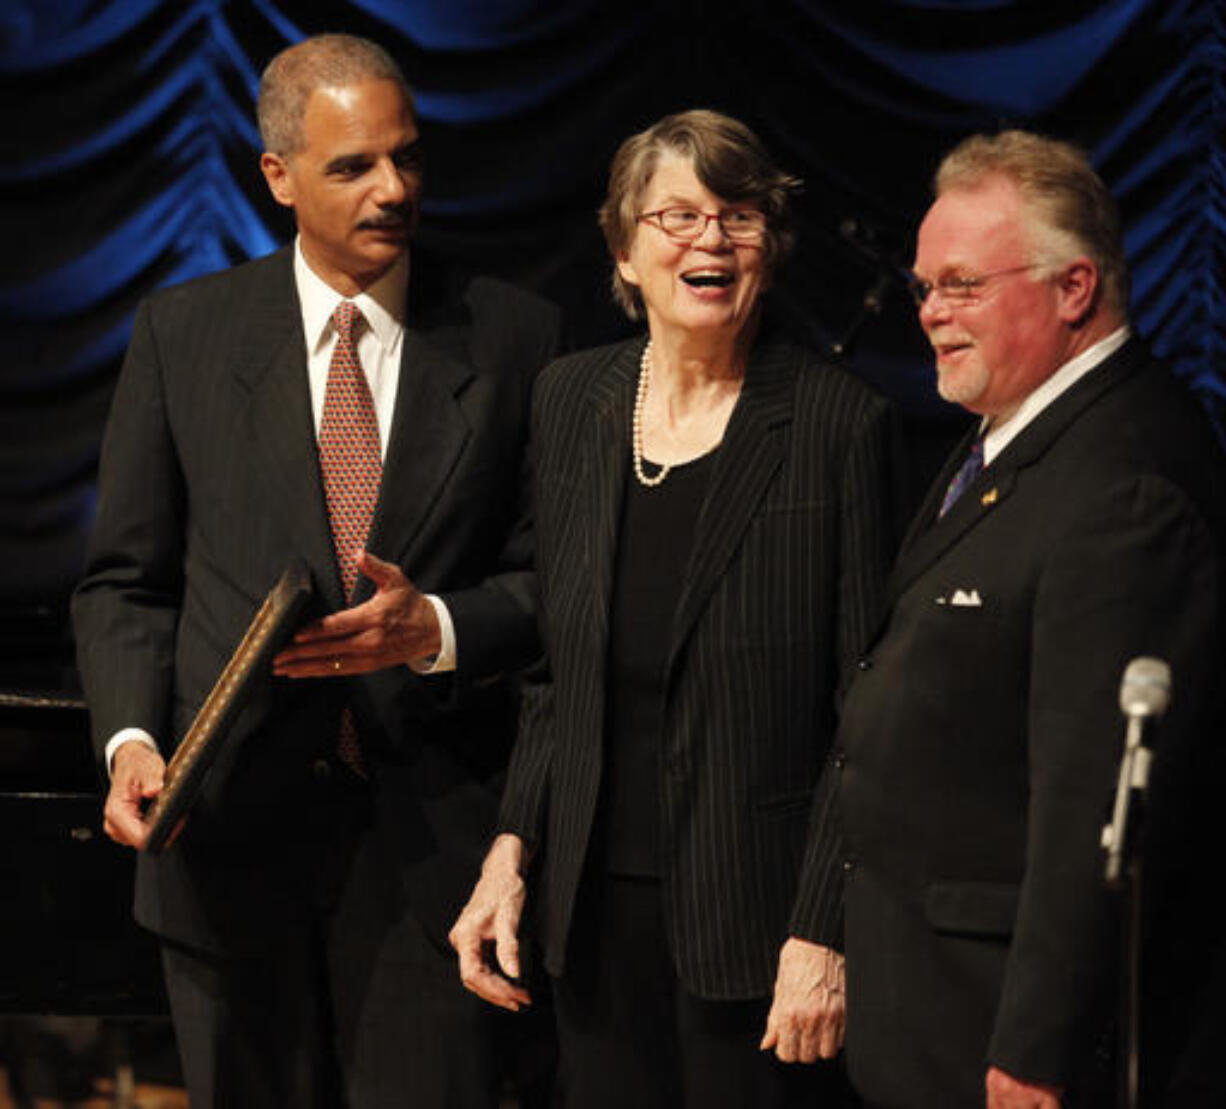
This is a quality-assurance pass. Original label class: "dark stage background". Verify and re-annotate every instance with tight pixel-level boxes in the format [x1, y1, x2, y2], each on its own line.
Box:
[2, 0, 1224, 667]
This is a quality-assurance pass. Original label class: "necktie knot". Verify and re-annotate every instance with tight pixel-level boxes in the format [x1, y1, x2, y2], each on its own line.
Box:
[332, 301, 363, 344]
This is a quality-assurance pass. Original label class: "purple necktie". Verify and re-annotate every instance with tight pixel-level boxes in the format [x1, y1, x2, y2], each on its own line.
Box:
[939, 436, 984, 517]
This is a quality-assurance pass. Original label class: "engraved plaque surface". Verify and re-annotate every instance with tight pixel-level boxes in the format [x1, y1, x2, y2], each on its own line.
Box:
[144, 561, 314, 854]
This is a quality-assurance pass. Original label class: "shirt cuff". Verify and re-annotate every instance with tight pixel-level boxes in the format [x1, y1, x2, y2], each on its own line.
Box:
[105, 728, 159, 777]
[409, 593, 457, 674]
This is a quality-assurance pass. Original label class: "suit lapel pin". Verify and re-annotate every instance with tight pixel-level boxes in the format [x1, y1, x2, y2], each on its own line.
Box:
[981, 487, 999, 507]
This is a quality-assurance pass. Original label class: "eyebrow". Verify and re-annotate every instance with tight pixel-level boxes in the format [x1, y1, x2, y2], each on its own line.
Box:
[323, 139, 422, 176]
[394, 140, 424, 165]
[651, 195, 753, 210]
[324, 153, 372, 175]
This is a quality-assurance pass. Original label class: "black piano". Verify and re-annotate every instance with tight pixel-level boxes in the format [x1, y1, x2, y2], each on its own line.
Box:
[0, 604, 171, 1104]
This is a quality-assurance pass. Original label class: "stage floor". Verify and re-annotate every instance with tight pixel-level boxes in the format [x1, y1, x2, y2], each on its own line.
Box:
[0, 1071, 187, 1109]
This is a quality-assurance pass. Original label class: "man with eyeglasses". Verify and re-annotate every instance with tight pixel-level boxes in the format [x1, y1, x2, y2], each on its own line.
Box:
[827, 130, 1226, 1108]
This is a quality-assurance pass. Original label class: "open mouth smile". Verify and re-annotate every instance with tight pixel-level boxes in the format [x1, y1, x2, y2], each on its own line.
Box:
[681, 270, 734, 289]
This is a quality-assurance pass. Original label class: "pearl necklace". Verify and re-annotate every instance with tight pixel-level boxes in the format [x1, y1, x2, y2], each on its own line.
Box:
[632, 340, 670, 487]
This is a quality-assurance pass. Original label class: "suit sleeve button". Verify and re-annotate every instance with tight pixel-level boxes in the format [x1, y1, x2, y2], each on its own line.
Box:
[832, 749, 847, 769]
[842, 858, 856, 874]
[856, 657, 872, 671]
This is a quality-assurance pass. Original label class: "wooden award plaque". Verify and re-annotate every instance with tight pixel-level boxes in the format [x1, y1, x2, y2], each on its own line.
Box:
[143, 561, 314, 854]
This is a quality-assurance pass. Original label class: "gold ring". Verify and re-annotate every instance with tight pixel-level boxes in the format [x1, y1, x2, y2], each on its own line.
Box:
[333, 658, 342, 672]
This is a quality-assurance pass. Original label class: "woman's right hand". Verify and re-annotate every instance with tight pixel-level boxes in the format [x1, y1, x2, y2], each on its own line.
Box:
[449, 832, 533, 1011]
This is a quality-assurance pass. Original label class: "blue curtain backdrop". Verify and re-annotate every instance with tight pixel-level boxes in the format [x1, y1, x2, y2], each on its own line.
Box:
[1, 0, 1222, 616]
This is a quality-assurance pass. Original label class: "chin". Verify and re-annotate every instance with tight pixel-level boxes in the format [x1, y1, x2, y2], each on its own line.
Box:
[936, 365, 989, 408]
[684, 303, 751, 332]
[360, 243, 408, 270]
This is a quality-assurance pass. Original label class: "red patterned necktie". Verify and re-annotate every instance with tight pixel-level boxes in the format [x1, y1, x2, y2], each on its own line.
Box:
[318, 301, 383, 773]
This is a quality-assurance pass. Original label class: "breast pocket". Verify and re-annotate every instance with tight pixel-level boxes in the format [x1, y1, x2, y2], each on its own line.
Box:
[924, 880, 1019, 939]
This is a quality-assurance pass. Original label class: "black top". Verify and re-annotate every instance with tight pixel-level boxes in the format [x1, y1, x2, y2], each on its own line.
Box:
[602, 449, 716, 876]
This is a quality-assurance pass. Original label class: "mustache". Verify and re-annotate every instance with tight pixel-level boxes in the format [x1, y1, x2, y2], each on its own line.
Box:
[358, 207, 413, 231]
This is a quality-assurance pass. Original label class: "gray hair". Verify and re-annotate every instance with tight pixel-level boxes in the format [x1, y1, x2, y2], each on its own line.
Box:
[935, 129, 1130, 318]
[258, 34, 415, 157]
[598, 109, 801, 319]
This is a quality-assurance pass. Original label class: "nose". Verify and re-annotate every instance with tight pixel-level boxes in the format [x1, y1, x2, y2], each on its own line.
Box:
[373, 157, 408, 206]
[918, 288, 951, 329]
[692, 212, 731, 249]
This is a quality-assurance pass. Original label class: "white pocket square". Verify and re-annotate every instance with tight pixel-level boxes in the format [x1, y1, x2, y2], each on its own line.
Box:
[936, 588, 983, 607]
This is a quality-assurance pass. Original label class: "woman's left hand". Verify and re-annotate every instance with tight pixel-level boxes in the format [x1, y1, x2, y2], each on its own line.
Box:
[760, 937, 846, 1062]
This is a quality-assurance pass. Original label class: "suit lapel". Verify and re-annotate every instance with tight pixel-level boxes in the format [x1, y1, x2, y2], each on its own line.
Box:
[889, 337, 1149, 600]
[361, 327, 474, 598]
[233, 253, 343, 610]
[666, 340, 794, 678]
[888, 458, 1018, 599]
[899, 424, 979, 554]
[583, 342, 638, 657]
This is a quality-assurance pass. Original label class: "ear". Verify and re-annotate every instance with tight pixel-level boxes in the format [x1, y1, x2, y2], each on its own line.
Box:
[260, 152, 295, 209]
[616, 252, 640, 290]
[1055, 257, 1099, 324]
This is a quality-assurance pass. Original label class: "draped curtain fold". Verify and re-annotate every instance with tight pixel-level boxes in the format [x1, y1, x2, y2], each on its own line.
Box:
[1, 0, 1220, 605]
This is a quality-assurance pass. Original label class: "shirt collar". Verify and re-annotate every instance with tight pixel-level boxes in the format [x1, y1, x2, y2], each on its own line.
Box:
[982, 324, 1131, 464]
[293, 237, 409, 357]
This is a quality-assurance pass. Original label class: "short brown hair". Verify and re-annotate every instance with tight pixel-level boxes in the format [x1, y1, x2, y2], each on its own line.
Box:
[598, 110, 801, 319]
[258, 34, 415, 157]
[935, 130, 1130, 318]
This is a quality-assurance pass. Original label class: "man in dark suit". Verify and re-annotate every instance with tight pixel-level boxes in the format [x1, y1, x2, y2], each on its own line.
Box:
[71, 34, 560, 1108]
[834, 130, 1226, 1108]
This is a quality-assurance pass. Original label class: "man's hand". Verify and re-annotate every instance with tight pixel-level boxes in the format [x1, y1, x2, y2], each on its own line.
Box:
[449, 833, 532, 1012]
[986, 1065, 1063, 1108]
[760, 937, 845, 1062]
[103, 741, 165, 850]
[272, 551, 441, 677]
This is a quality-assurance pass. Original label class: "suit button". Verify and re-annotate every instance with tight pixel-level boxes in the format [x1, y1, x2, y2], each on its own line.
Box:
[856, 657, 872, 672]
[832, 749, 847, 769]
[311, 758, 333, 783]
[842, 858, 856, 875]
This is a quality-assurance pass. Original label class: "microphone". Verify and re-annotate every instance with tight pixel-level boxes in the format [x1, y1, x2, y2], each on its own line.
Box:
[1102, 657, 1171, 885]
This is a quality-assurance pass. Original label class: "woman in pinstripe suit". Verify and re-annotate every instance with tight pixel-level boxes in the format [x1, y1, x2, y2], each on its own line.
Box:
[451, 110, 895, 1108]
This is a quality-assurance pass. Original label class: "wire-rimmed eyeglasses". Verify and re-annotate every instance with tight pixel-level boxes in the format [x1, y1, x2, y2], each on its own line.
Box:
[908, 264, 1042, 307]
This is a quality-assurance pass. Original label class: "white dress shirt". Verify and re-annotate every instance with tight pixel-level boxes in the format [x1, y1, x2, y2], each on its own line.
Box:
[982, 325, 1131, 465]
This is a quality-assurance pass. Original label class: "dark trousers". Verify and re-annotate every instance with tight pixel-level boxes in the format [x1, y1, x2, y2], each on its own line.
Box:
[160, 794, 512, 1109]
[553, 874, 855, 1109]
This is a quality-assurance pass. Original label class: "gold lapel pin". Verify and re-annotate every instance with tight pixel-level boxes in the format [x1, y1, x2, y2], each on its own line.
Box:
[981, 487, 999, 507]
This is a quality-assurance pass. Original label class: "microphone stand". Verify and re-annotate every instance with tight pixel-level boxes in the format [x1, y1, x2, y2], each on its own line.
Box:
[826, 217, 908, 361]
[1102, 702, 1158, 1108]
[828, 270, 894, 361]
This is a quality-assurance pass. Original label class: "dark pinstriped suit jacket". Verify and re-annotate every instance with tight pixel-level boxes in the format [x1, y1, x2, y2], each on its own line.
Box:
[72, 246, 562, 955]
[498, 333, 895, 1000]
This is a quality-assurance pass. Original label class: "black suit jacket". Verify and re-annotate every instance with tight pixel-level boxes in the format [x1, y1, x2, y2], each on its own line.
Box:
[498, 334, 895, 1000]
[835, 338, 1226, 1107]
[71, 246, 562, 955]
